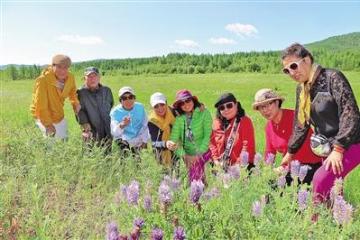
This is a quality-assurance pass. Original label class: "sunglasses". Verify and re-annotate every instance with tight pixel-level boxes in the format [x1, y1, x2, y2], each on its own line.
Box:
[218, 102, 234, 111]
[154, 103, 166, 109]
[282, 58, 304, 74]
[179, 98, 193, 106]
[121, 95, 135, 101]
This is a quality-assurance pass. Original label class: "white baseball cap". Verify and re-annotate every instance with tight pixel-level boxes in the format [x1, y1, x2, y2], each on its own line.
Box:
[118, 86, 135, 97]
[150, 92, 167, 107]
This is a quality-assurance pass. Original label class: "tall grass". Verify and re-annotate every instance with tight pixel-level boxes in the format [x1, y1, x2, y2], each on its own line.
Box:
[1, 73, 359, 239]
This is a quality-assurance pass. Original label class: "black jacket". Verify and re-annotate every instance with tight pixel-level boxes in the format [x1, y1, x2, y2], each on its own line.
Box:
[77, 84, 114, 141]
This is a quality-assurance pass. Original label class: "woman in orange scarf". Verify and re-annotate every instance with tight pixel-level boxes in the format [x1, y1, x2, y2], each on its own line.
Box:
[148, 92, 179, 175]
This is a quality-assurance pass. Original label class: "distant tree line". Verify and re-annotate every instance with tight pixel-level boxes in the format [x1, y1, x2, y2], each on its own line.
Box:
[1, 49, 359, 81]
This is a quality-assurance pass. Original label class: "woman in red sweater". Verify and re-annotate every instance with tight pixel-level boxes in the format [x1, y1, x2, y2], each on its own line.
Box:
[252, 88, 323, 185]
[210, 93, 256, 171]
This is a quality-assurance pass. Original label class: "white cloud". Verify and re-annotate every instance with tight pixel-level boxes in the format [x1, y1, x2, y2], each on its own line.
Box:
[174, 39, 199, 48]
[209, 37, 237, 45]
[225, 23, 258, 37]
[56, 34, 104, 45]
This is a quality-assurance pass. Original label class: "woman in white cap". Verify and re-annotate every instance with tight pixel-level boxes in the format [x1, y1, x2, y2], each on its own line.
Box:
[253, 88, 322, 185]
[148, 92, 179, 175]
[110, 86, 149, 159]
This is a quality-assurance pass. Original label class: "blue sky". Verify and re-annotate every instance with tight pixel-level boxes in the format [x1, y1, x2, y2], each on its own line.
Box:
[1, 1, 359, 65]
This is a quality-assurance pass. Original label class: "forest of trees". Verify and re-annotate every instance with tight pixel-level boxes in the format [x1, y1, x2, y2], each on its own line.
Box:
[1, 33, 360, 81]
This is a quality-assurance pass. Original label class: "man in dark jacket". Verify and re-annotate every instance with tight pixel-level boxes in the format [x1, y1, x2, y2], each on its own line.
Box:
[77, 67, 114, 152]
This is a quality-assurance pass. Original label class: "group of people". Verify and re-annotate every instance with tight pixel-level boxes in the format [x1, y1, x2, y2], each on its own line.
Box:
[30, 43, 360, 209]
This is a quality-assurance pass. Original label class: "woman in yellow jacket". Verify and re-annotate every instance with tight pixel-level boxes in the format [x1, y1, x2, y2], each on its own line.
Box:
[30, 54, 80, 140]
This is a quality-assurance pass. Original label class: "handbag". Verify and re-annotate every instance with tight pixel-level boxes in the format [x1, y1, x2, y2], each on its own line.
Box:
[310, 133, 331, 157]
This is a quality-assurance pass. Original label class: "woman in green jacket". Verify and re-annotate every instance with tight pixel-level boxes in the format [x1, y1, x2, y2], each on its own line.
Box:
[168, 90, 212, 183]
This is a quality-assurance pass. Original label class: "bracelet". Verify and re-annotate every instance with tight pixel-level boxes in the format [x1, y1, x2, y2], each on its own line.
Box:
[333, 145, 345, 154]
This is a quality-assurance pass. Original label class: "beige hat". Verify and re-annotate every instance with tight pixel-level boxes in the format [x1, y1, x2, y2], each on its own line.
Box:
[252, 88, 284, 110]
[52, 54, 71, 68]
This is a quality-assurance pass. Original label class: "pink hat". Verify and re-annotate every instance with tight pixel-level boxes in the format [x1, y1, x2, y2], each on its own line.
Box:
[173, 89, 198, 108]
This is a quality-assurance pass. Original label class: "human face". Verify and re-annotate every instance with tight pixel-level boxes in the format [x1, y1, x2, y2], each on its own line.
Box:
[282, 55, 312, 83]
[154, 103, 167, 117]
[84, 72, 100, 90]
[219, 102, 237, 120]
[180, 98, 194, 113]
[121, 93, 135, 110]
[52, 64, 69, 81]
[258, 101, 281, 122]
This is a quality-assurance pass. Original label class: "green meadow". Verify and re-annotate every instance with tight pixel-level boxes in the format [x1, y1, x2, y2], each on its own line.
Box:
[1, 72, 359, 239]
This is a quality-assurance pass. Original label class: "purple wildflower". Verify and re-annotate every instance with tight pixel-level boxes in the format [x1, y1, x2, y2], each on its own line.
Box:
[133, 218, 144, 229]
[171, 178, 181, 191]
[290, 160, 301, 178]
[228, 164, 240, 180]
[254, 152, 262, 166]
[333, 195, 353, 225]
[151, 228, 164, 240]
[299, 165, 310, 182]
[190, 180, 204, 203]
[143, 194, 152, 211]
[127, 180, 140, 205]
[252, 200, 262, 217]
[330, 178, 344, 202]
[240, 150, 249, 166]
[297, 189, 309, 211]
[106, 221, 119, 240]
[203, 187, 220, 201]
[173, 226, 186, 240]
[265, 153, 275, 165]
[158, 181, 173, 205]
[277, 175, 286, 188]
[163, 175, 172, 184]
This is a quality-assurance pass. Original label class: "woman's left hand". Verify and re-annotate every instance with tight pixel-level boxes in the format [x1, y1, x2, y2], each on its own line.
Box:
[324, 150, 344, 175]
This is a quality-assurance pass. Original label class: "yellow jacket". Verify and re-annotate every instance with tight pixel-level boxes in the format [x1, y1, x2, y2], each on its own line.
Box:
[30, 67, 79, 127]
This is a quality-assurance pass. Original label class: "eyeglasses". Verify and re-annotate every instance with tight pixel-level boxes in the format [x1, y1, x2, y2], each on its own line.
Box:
[218, 102, 234, 111]
[154, 103, 166, 109]
[179, 98, 192, 107]
[121, 95, 135, 101]
[282, 58, 304, 74]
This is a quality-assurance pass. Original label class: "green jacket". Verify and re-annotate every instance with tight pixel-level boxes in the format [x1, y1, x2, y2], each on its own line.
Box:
[170, 107, 212, 156]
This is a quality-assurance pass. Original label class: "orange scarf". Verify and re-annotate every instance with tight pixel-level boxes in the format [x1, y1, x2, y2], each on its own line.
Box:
[298, 64, 321, 125]
[148, 107, 176, 167]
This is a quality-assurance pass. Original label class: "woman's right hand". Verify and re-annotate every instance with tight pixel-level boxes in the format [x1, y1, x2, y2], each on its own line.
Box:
[46, 125, 56, 136]
[280, 152, 293, 167]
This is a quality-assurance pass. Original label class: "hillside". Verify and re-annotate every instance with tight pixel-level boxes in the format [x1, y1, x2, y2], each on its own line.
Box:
[1, 32, 360, 80]
[306, 32, 360, 52]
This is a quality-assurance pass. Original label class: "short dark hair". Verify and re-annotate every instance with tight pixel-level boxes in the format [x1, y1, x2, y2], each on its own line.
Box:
[216, 101, 245, 130]
[281, 43, 314, 64]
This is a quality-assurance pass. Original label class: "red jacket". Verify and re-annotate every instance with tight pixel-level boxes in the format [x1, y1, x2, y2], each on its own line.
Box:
[210, 116, 255, 165]
[265, 109, 322, 164]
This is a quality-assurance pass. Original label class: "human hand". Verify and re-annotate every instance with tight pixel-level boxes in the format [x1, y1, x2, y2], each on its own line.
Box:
[82, 131, 93, 142]
[166, 140, 177, 150]
[324, 150, 344, 175]
[199, 103, 206, 112]
[280, 152, 293, 167]
[46, 125, 56, 136]
[73, 104, 81, 114]
[273, 165, 287, 175]
[119, 116, 131, 129]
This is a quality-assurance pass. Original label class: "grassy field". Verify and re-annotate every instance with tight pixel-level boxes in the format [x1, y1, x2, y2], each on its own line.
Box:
[1, 72, 359, 239]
